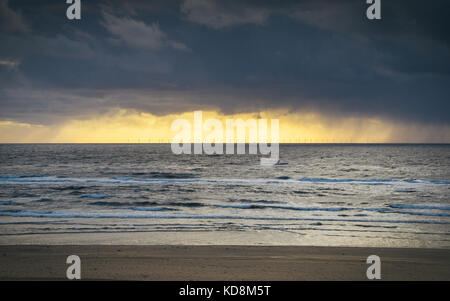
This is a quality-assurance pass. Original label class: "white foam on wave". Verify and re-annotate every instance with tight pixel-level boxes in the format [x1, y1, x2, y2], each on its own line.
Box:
[297, 177, 450, 185]
[0, 209, 448, 224]
[1, 175, 448, 186]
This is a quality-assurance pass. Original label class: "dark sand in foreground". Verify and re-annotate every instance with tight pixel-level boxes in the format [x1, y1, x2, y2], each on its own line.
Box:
[0, 245, 449, 280]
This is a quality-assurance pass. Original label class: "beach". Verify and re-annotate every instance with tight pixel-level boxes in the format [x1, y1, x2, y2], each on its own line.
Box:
[0, 245, 449, 280]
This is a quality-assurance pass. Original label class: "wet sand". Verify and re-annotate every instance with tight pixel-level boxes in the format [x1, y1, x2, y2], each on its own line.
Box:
[0, 245, 449, 280]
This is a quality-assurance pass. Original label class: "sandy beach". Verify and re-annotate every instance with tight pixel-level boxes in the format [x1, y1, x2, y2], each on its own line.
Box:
[0, 245, 449, 281]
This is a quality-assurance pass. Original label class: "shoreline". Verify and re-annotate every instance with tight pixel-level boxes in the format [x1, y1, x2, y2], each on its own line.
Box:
[1, 245, 449, 280]
[1, 230, 448, 249]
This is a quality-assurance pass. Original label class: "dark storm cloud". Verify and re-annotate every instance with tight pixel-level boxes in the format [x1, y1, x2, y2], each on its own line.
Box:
[0, 0, 449, 125]
[0, 0, 29, 33]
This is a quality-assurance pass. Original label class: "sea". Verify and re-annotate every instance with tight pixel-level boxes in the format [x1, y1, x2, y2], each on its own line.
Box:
[0, 144, 449, 248]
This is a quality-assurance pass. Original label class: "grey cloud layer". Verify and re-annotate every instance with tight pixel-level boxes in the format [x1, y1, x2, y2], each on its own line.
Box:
[101, 10, 188, 51]
[0, 0, 449, 125]
[0, 0, 28, 33]
[181, 0, 271, 28]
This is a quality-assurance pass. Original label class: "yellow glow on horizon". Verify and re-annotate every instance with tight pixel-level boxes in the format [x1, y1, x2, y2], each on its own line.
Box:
[0, 109, 449, 143]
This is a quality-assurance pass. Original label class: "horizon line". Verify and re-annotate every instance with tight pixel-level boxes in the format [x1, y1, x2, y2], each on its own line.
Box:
[1, 142, 449, 145]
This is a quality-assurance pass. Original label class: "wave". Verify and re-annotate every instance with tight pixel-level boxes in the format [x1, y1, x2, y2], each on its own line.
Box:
[218, 203, 450, 217]
[228, 198, 287, 204]
[51, 185, 87, 191]
[84, 200, 450, 216]
[131, 207, 179, 212]
[297, 177, 450, 185]
[12, 192, 37, 198]
[166, 202, 206, 207]
[34, 198, 53, 203]
[0, 174, 45, 179]
[0, 209, 448, 225]
[215, 204, 267, 209]
[0, 200, 14, 205]
[391, 210, 450, 217]
[146, 172, 199, 179]
[87, 199, 372, 213]
[1, 174, 448, 186]
[90, 201, 159, 207]
[215, 204, 349, 211]
[388, 204, 450, 211]
[81, 194, 111, 199]
[89, 201, 207, 208]
[0, 176, 76, 184]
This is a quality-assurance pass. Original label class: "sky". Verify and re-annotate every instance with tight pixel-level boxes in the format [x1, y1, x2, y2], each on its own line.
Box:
[0, 0, 449, 143]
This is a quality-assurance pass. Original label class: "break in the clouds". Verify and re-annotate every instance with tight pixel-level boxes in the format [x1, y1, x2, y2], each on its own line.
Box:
[0, 0, 449, 129]
[0, 58, 19, 69]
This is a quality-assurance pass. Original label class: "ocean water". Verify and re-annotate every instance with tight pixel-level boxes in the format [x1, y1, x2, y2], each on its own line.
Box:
[0, 144, 449, 248]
